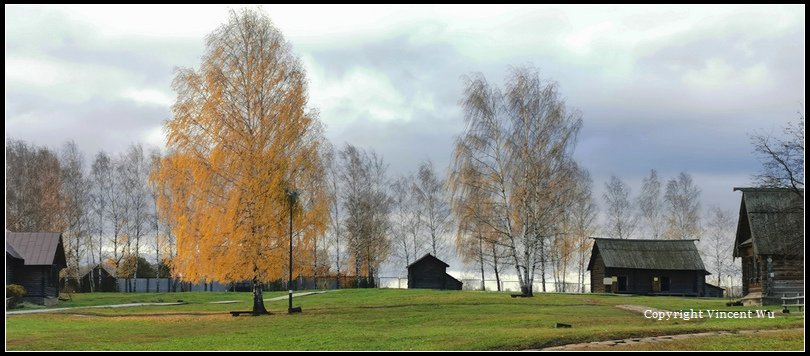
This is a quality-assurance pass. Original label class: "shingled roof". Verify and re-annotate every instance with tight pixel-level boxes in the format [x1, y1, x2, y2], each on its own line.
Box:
[588, 238, 707, 271]
[733, 187, 804, 257]
[5, 232, 67, 267]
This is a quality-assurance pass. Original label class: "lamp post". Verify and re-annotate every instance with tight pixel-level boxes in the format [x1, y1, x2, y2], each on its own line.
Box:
[287, 189, 301, 313]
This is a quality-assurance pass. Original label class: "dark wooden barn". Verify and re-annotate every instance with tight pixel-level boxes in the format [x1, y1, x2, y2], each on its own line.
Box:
[588, 238, 716, 297]
[407, 254, 462, 290]
[79, 264, 119, 292]
[5, 232, 68, 305]
[733, 187, 804, 306]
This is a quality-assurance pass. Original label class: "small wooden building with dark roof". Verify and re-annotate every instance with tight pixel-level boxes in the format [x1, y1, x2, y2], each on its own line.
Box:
[587, 238, 715, 297]
[5, 232, 68, 305]
[407, 254, 462, 290]
[78, 264, 119, 292]
[733, 187, 804, 305]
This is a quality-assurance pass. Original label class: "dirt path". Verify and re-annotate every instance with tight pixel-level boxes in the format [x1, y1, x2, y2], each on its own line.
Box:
[6, 302, 185, 315]
[614, 304, 669, 314]
[539, 328, 804, 351]
[7, 290, 339, 315]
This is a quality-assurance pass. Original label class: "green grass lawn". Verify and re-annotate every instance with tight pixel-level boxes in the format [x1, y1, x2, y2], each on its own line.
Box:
[5, 289, 804, 350]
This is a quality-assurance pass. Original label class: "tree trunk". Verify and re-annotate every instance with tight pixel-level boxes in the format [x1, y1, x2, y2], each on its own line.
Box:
[479, 253, 485, 291]
[251, 278, 269, 315]
[491, 242, 501, 291]
[494, 266, 501, 292]
[540, 237, 546, 293]
[522, 266, 533, 297]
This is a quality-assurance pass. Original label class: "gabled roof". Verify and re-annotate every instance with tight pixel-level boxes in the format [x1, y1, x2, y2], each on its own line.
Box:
[407, 253, 449, 269]
[6, 232, 67, 267]
[733, 187, 804, 257]
[588, 238, 707, 271]
[79, 264, 118, 278]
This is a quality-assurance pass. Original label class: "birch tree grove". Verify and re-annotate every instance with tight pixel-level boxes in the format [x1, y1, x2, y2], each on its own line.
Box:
[391, 174, 422, 269]
[6, 139, 65, 233]
[414, 160, 452, 260]
[637, 169, 664, 239]
[700, 206, 735, 287]
[663, 172, 702, 240]
[121, 144, 151, 289]
[338, 144, 392, 287]
[602, 175, 636, 239]
[568, 165, 597, 293]
[450, 66, 582, 296]
[323, 144, 346, 287]
[154, 9, 328, 314]
[60, 141, 91, 289]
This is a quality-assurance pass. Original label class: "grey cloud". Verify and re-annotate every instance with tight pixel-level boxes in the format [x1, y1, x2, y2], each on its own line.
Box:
[6, 93, 167, 156]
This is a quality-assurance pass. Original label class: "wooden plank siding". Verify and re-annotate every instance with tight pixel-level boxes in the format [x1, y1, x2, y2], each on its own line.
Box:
[590, 252, 606, 293]
[605, 268, 704, 296]
[13, 266, 60, 299]
[409, 259, 448, 289]
[407, 254, 462, 290]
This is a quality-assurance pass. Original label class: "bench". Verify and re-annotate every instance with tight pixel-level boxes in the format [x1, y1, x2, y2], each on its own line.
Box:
[230, 310, 271, 316]
[781, 293, 804, 313]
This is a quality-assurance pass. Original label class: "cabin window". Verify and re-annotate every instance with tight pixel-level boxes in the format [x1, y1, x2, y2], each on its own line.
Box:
[661, 277, 670, 291]
[617, 276, 628, 292]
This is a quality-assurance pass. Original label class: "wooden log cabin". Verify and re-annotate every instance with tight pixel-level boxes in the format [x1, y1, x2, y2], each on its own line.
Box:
[733, 187, 804, 306]
[5, 232, 67, 305]
[588, 238, 718, 297]
[407, 253, 463, 290]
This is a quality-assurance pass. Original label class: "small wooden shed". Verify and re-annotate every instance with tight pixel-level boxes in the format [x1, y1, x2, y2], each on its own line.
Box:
[407, 254, 462, 290]
[5, 231, 68, 305]
[79, 264, 119, 292]
[588, 238, 711, 297]
[733, 187, 803, 305]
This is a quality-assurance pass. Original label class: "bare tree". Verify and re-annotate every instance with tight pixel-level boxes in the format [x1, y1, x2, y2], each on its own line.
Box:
[59, 141, 91, 290]
[751, 112, 804, 197]
[700, 206, 735, 288]
[103, 154, 129, 271]
[6, 139, 64, 232]
[453, 173, 494, 291]
[636, 169, 664, 239]
[569, 165, 598, 293]
[339, 144, 392, 287]
[323, 144, 346, 287]
[551, 210, 575, 292]
[120, 144, 152, 291]
[663, 172, 702, 240]
[414, 160, 452, 260]
[391, 174, 422, 270]
[450, 66, 582, 296]
[147, 149, 165, 290]
[602, 175, 636, 239]
[88, 151, 113, 292]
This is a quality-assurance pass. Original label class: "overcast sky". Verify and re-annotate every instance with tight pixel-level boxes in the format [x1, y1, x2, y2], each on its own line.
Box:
[5, 5, 805, 241]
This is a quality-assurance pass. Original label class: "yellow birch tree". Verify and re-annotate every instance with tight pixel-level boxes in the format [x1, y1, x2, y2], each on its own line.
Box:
[153, 8, 328, 314]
